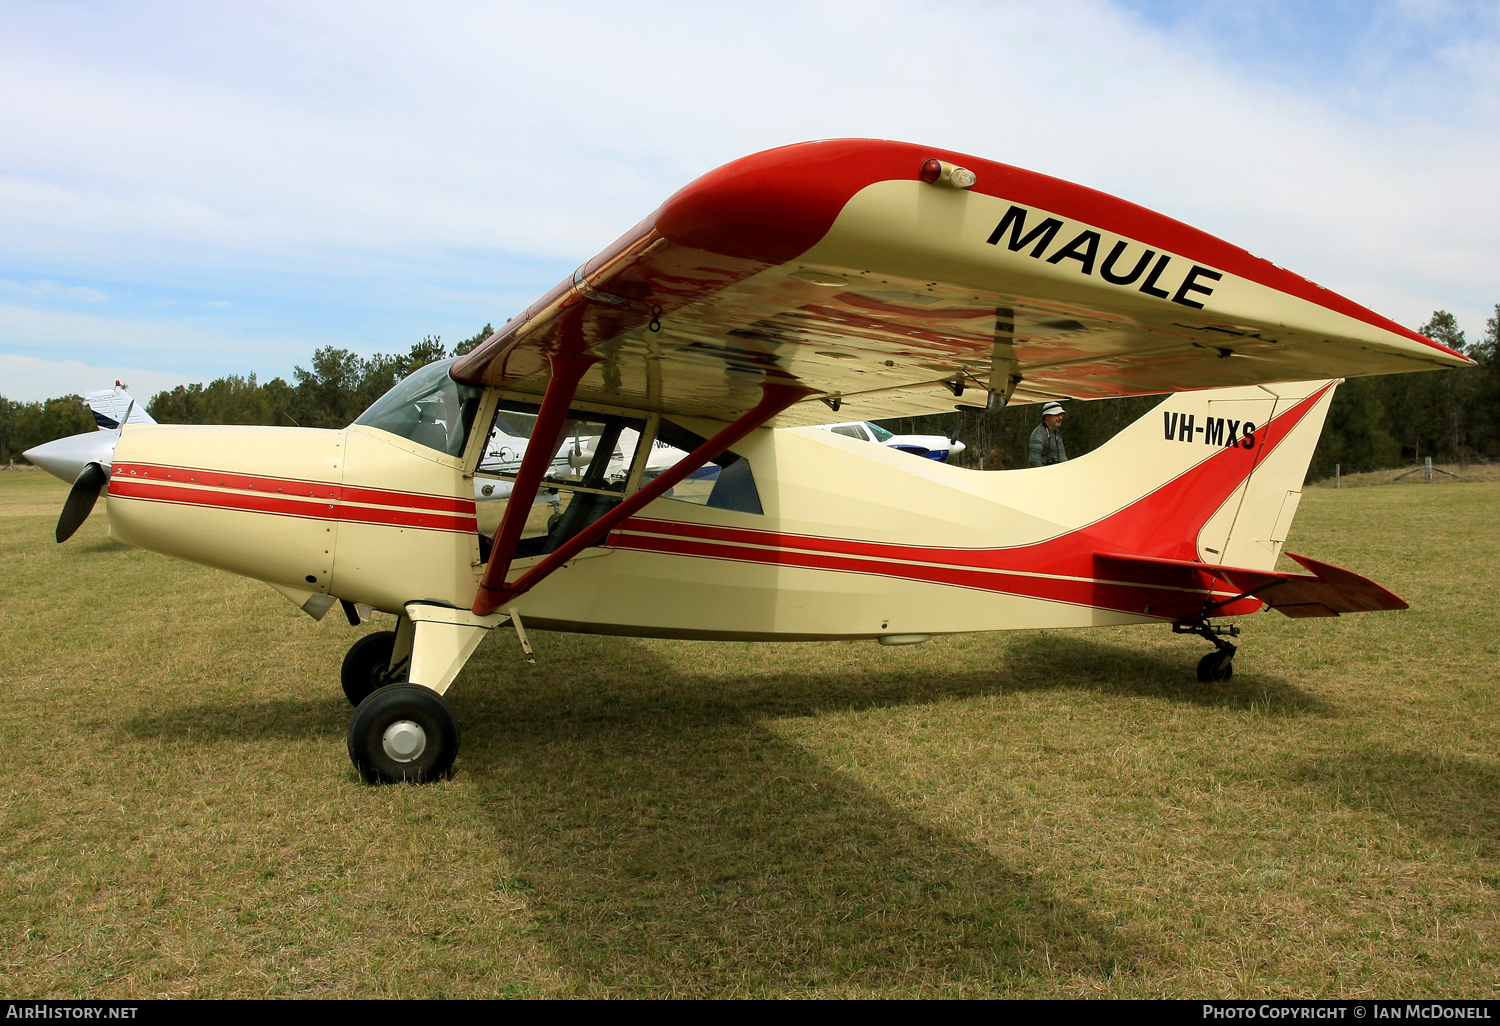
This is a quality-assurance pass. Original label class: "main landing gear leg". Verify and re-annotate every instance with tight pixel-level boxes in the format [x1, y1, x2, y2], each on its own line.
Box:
[1174, 620, 1240, 682]
[345, 602, 504, 784]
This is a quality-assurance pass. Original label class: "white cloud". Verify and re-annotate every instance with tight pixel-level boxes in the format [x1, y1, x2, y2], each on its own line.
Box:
[0, 0, 1495, 373]
[0, 279, 110, 303]
[0, 353, 194, 404]
[0, 303, 319, 399]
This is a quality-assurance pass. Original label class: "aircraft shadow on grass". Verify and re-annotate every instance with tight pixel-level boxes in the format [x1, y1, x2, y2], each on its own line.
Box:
[120, 628, 1328, 746]
[1289, 747, 1500, 858]
[122, 697, 348, 741]
[79, 539, 132, 554]
[467, 723, 1145, 994]
[121, 686, 1152, 995]
[118, 629, 1333, 993]
[447, 634, 1344, 992]
[454, 637, 1163, 994]
[1001, 633, 1333, 715]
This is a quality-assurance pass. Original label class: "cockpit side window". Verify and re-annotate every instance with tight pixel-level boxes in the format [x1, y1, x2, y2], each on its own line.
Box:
[471, 399, 649, 562]
[353, 359, 481, 457]
[471, 406, 764, 567]
[477, 400, 643, 492]
[652, 419, 763, 515]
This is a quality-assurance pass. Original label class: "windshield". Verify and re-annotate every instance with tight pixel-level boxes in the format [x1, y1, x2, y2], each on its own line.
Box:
[354, 359, 481, 457]
[865, 422, 894, 442]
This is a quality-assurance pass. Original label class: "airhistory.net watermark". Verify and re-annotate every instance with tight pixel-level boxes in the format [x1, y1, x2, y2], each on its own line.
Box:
[4, 1007, 137, 1020]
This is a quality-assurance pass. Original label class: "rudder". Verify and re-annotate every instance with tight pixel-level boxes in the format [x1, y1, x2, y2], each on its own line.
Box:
[1193, 380, 1338, 570]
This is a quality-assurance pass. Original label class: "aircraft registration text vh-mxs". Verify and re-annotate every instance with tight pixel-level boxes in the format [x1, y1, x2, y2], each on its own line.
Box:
[51, 140, 1470, 783]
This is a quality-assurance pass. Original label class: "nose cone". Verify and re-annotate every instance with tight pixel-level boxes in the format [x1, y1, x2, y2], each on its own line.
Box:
[23, 430, 117, 484]
[107, 423, 347, 593]
[949, 439, 966, 456]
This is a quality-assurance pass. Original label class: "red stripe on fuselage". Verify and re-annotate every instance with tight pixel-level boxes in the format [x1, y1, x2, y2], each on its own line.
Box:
[106, 387, 1323, 611]
[616, 387, 1323, 567]
[110, 463, 476, 514]
[107, 463, 477, 532]
[604, 387, 1328, 617]
[608, 530, 1264, 620]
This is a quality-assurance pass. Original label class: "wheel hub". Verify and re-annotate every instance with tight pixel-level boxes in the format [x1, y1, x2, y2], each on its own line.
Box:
[382, 719, 427, 763]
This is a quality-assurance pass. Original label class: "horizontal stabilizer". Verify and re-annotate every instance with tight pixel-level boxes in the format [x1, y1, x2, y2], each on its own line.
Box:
[1273, 552, 1410, 617]
[1094, 551, 1407, 621]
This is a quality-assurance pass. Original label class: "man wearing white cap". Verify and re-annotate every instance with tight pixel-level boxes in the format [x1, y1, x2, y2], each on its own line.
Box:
[1028, 402, 1068, 467]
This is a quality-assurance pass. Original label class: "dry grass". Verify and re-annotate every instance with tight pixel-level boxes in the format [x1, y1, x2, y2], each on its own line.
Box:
[0, 470, 1496, 998]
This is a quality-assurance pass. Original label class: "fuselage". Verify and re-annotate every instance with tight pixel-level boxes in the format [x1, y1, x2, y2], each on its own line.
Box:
[104, 378, 1334, 642]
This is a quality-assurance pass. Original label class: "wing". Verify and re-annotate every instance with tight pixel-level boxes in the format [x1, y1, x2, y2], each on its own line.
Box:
[452, 139, 1469, 426]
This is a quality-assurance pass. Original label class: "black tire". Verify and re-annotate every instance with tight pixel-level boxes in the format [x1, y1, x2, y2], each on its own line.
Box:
[347, 684, 460, 784]
[341, 630, 397, 707]
[1197, 650, 1234, 682]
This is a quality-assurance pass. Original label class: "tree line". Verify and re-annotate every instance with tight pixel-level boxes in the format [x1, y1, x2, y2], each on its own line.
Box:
[1, 326, 489, 464]
[4, 309, 1498, 481]
[142, 325, 493, 431]
[0, 395, 98, 466]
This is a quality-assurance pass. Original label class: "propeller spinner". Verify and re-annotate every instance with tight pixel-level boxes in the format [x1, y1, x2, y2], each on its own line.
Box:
[21, 385, 153, 543]
[23, 415, 121, 543]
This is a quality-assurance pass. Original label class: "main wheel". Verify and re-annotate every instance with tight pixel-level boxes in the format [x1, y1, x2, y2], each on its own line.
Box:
[1197, 650, 1234, 682]
[347, 684, 460, 784]
[341, 630, 397, 707]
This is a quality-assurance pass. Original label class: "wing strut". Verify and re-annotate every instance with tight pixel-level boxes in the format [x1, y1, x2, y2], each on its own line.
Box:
[473, 380, 812, 616]
[474, 331, 597, 615]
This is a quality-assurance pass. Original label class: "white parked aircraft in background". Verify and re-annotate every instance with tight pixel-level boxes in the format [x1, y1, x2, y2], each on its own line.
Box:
[23, 383, 154, 542]
[813, 421, 965, 461]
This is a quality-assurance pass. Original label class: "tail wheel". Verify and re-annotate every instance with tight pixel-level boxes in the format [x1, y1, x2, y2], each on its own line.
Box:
[347, 684, 460, 784]
[340, 630, 398, 706]
[1197, 650, 1235, 682]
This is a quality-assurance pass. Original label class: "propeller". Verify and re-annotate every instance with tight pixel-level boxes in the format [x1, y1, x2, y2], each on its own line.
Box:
[56, 462, 109, 543]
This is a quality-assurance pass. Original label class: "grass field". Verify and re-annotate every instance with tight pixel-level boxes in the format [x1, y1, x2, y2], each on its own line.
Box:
[1, 468, 1496, 998]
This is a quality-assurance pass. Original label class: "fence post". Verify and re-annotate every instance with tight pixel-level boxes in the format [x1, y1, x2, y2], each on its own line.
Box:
[1425, 456, 1433, 482]
[1335, 464, 1340, 489]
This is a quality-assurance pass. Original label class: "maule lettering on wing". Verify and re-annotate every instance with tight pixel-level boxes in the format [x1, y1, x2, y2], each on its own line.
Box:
[986, 204, 1223, 309]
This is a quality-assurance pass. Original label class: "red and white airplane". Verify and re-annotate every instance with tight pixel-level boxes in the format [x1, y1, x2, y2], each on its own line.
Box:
[78, 140, 1469, 783]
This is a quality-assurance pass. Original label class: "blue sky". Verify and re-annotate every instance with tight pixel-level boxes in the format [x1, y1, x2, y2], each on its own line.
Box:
[2, 0, 1497, 401]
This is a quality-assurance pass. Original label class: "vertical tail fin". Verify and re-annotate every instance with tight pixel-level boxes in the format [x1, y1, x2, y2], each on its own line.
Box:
[82, 384, 155, 430]
[1049, 380, 1338, 571]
